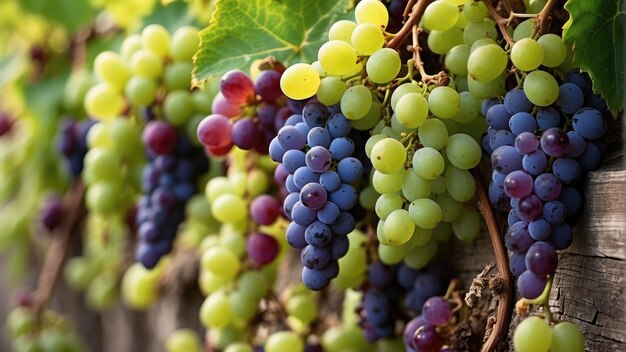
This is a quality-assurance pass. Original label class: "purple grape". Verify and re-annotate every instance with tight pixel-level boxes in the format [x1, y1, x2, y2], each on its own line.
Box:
[145, 121, 178, 155]
[490, 129, 516, 150]
[269, 137, 286, 162]
[522, 150, 548, 175]
[557, 83, 584, 114]
[40, 196, 64, 232]
[578, 142, 601, 171]
[565, 131, 586, 157]
[516, 194, 543, 221]
[291, 201, 317, 226]
[293, 166, 320, 189]
[564, 69, 592, 96]
[286, 222, 307, 248]
[254, 69, 282, 102]
[317, 201, 341, 224]
[300, 182, 328, 210]
[302, 101, 330, 128]
[211, 93, 242, 118]
[552, 157, 582, 183]
[364, 290, 390, 325]
[558, 186, 583, 215]
[301, 244, 331, 269]
[305, 146, 332, 173]
[504, 221, 534, 252]
[533, 173, 562, 201]
[540, 128, 569, 157]
[282, 149, 306, 173]
[542, 200, 567, 224]
[301, 267, 331, 291]
[515, 131, 539, 154]
[326, 113, 351, 138]
[481, 98, 499, 116]
[285, 113, 303, 126]
[328, 183, 357, 210]
[330, 234, 349, 259]
[528, 218, 551, 241]
[337, 157, 363, 183]
[285, 174, 299, 193]
[550, 222, 573, 250]
[368, 261, 396, 288]
[330, 211, 355, 235]
[329, 137, 355, 160]
[525, 241, 558, 276]
[509, 112, 537, 135]
[508, 208, 521, 226]
[422, 296, 452, 326]
[220, 69, 255, 104]
[491, 146, 524, 175]
[304, 220, 333, 247]
[517, 270, 548, 299]
[232, 118, 260, 150]
[486, 104, 512, 130]
[320, 170, 342, 191]
[247, 232, 279, 266]
[258, 103, 278, 129]
[504, 87, 533, 114]
[489, 182, 512, 212]
[307, 126, 331, 148]
[404, 316, 428, 348]
[503, 170, 534, 199]
[492, 170, 506, 187]
[412, 325, 445, 352]
[536, 107, 561, 130]
[509, 251, 527, 276]
[277, 125, 306, 150]
[250, 195, 280, 225]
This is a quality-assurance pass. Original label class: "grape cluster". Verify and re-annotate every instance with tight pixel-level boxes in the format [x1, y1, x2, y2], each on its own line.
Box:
[56, 118, 95, 177]
[197, 67, 293, 157]
[484, 70, 609, 299]
[514, 316, 584, 352]
[135, 124, 208, 268]
[269, 100, 364, 290]
[403, 296, 455, 352]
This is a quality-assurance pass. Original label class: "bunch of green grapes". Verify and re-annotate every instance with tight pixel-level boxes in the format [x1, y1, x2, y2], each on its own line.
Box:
[514, 316, 584, 352]
[6, 306, 84, 352]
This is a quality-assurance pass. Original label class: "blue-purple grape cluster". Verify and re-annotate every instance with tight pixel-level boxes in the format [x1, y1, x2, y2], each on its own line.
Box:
[56, 118, 95, 177]
[360, 261, 448, 343]
[403, 295, 454, 352]
[135, 121, 208, 269]
[483, 70, 610, 299]
[269, 101, 364, 290]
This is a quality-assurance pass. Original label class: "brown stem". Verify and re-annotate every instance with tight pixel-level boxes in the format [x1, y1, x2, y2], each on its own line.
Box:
[410, 26, 448, 85]
[402, 0, 417, 20]
[471, 169, 514, 352]
[530, 0, 559, 38]
[32, 181, 85, 317]
[386, 0, 431, 50]
[483, 0, 516, 47]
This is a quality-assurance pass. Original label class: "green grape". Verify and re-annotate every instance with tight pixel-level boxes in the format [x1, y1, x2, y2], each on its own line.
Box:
[338, 246, 367, 277]
[84, 148, 121, 181]
[286, 295, 318, 324]
[164, 62, 193, 91]
[463, 1, 487, 22]
[265, 331, 303, 352]
[404, 238, 438, 269]
[237, 271, 269, 300]
[455, 11, 469, 28]
[511, 38, 544, 71]
[445, 166, 476, 202]
[423, 1, 459, 31]
[317, 76, 346, 105]
[395, 92, 428, 128]
[341, 60, 365, 79]
[329, 20, 357, 43]
[125, 76, 157, 106]
[220, 230, 246, 257]
[322, 326, 374, 352]
[318, 40, 357, 76]
[432, 221, 453, 241]
[391, 82, 422, 110]
[468, 44, 507, 81]
[418, 118, 449, 150]
[402, 169, 432, 202]
[212, 194, 247, 223]
[86, 273, 118, 310]
[280, 63, 321, 100]
[431, 175, 447, 194]
[201, 246, 241, 279]
[528, 0, 547, 13]
[467, 72, 506, 98]
[193, 89, 216, 116]
[409, 198, 442, 229]
[142, 24, 170, 57]
[359, 185, 378, 210]
[537, 34, 567, 67]
[170, 26, 200, 61]
[372, 169, 403, 193]
[412, 147, 445, 180]
[459, 113, 489, 143]
[355, 0, 389, 29]
[351, 23, 384, 55]
[452, 206, 480, 241]
[210, 326, 241, 350]
[6, 307, 35, 338]
[371, 137, 407, 173]
[206, 176, 238, 201]
[230, 290, 258, 321]
[391, 114, 413, 135]
[84, 83, 124, 120]
[199, 270, 230, 295]
[94, 51, 131, 90]
[406, 226, 432, 247]
[440, 118, 459, 135]
[341, 85, 372, 119]
[311, 61, 327, 76]
[463, 19, 498, 44]
[428, 27, 463, 55]
[64, 257, 96, 289]
[378, 243, 407, 264]
[428, 86, 461, 119]
[523, 70, 559, 106]
[365, 133, 386, 157]
[86, 181, 119, 214]
[164, 90, 195, 126]
[246, 169, 270, 197]
[121, 34, 143, 61]
[366, 48, 401, 84]
[381, 126, 401, 139]
[200, 290, 233, 328]
[444, 0, 470, 4]
[382, 209, 415, 245]
[550, 321, 584, 352]
[451, 91, 479, 123]
[469, 38, 497, 53]
[352, 99, 382, 131]
[224, 343, 253, 352]
[121, 263, 159, 309]
[445, 44, 470, 76]
[455, 75, 469, 91]
[166, 329, 201, 352]
[130, 50, 163, 79]
[513, 19, 535, 41]
[513, 316, 552, 352]
[446, 133, 481, 169]
[437, 192, 463, 222]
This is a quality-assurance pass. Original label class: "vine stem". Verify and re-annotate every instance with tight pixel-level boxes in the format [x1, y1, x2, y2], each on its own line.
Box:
[386, 0, 431, 50]
[530, 0, 559, 38]
[483, 0, 516, 47]
[32, 181, 85, 317]
[471, 169, 514, 352]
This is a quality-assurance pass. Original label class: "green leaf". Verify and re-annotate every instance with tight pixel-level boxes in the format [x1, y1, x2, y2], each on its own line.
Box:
[563, 0, 625, 113]
[19, 0, 95, 32]
[193, 0, 353, 83]
[141, 1, 202, 32]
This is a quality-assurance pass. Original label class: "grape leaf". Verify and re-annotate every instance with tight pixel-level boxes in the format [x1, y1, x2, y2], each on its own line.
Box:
[19, 0, 95, 32]
[193, 0, 353, 84]
[562, 0, 625, 113]
[141, 1, 202, 32]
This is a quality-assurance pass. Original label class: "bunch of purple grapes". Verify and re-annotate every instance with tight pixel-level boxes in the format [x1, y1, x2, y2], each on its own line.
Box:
[483, 70, 610, 299]
[359, 261, 448, 343]
[56, 118, 95, 177]
[197, 68, 293, 156]
[268, 101, 364, 290]
[39, 194, 64, 232]
[135, 120, 208, 269]
[403, 295, 455, 352]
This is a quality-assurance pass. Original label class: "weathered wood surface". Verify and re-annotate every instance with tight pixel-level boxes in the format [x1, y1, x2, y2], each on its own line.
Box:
[0, 127, 624, 352]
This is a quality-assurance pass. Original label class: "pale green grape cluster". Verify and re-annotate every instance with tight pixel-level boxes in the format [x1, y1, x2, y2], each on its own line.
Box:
[514, 316, 584, 352]
[321, 289, 374, 352]
[7, 307, 84, 352]
[334, 230, 369, 288]
[166, 329, 202, 352]
[121, 262, 166, 310]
